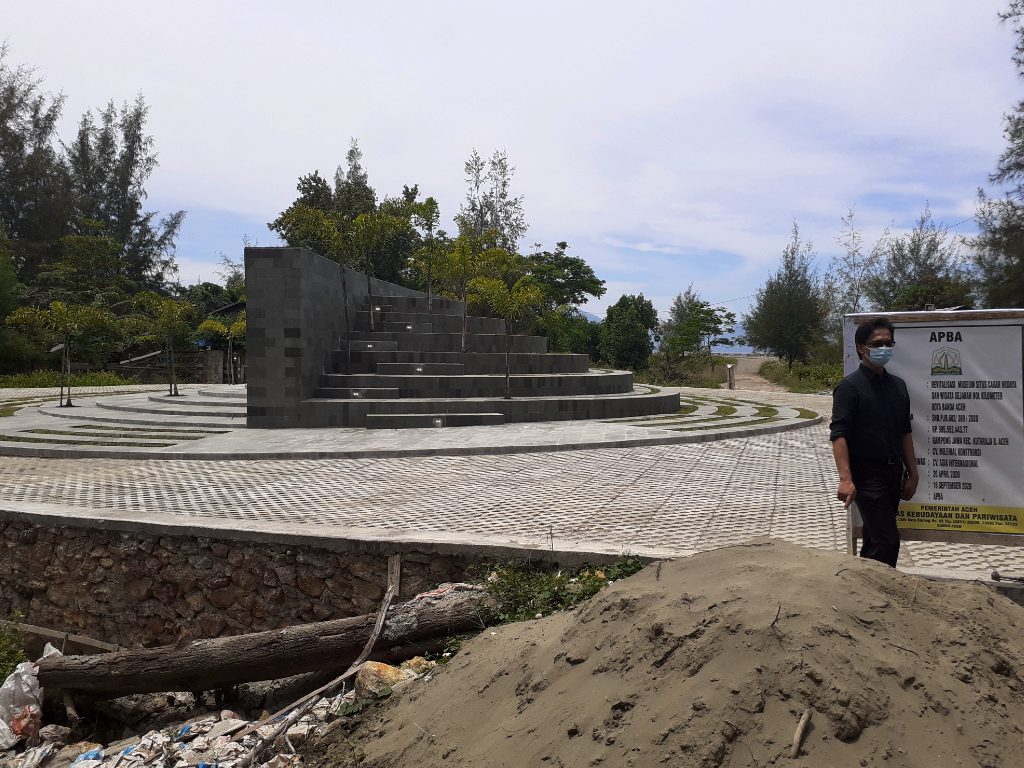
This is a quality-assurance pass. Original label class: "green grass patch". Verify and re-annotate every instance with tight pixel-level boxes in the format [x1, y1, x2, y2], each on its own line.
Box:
[26, 429, 206, 441]
[481, 557, 648, 624]
[0, 434, 173, 447]
[70, 424, 227, 434]
[795, 407, 820, 420]
[714, 405, 737, 416]
[0, 371, 142, 388]
[754, 405, 778, 418]
[0, 397, 50, 416]
[758, 359, 842, 394]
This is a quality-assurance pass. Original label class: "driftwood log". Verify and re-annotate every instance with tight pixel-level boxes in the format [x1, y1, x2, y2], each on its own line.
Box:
[38, 590, 492, 700]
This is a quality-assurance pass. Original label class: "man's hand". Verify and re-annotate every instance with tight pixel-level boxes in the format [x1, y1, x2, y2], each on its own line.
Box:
[837, 478, 856, 508]
[901, 472, 919, 501]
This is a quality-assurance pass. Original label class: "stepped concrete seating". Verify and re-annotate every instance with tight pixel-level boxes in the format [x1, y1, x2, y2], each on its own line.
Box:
[307, 295, 679, 428]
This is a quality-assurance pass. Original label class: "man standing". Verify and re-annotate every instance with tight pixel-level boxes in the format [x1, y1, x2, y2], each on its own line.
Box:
[830, 317, 919, 566]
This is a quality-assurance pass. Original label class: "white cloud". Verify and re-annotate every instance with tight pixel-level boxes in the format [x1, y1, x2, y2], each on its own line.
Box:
[5, 0, 1018, 316]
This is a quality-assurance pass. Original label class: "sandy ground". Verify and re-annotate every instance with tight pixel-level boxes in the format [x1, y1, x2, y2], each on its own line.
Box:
[338, 541, 1024, 767]
[732, 355, 788, 392]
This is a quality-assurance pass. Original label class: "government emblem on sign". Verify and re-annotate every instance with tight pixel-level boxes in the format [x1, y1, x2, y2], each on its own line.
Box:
[931, 346, 962, 376]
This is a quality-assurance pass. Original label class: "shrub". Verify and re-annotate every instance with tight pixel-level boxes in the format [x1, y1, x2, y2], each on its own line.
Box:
[636, 352, 735, 388]
[759, 359, 843, 393]
[482, 557, 647, 624]
[0, 614, 27, 680]
[0, 370, 140, 388]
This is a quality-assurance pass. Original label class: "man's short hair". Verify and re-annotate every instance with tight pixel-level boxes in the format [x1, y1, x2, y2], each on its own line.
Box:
[855, 317, 896, 357]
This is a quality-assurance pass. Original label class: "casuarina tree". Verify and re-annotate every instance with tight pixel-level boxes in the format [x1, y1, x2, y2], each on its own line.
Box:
[744, 224, 826, 370]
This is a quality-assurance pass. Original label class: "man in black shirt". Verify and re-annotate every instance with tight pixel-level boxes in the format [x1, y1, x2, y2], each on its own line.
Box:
[830, 317, 919, 566]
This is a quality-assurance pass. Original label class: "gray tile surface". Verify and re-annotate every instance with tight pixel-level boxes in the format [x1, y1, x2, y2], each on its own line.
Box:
[1, 386, 1022, 573]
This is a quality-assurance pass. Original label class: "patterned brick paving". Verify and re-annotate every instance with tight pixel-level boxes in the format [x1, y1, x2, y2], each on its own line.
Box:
[1, 392, 1022, 573]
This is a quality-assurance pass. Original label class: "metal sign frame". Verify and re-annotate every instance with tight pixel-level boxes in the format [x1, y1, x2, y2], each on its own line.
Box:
[842, 309, 1024, 553]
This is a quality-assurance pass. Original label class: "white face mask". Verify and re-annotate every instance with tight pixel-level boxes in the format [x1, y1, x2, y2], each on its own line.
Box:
[866, 346, 894, 366]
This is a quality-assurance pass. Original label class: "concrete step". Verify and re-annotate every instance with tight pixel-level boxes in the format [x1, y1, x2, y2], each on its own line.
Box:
[375, 362, 466, 375]
[37, 402, 242, 428]
[347, 340, 398, 352]
[196, 387, 247, 400]
[365, 412, 505, 429]
[313, 387, 401, 399]
[333, 350, 591, 375]
[355, 310, 505, 335]
[96, 398, 246, 418]
[302, 388, 681, 427]
[350, 332, 546, 354]
[317, 371, 635, 398]
[147, 395, 238, 408]
[379, 321, 433, 333]
[362, 295, 464, 313]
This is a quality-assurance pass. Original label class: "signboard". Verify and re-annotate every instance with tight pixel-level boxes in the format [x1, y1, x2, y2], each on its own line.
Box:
[843, 311, 1024, 544]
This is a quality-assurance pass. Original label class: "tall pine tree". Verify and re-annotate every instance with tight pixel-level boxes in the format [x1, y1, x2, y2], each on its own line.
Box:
[744, 224, 826, 369]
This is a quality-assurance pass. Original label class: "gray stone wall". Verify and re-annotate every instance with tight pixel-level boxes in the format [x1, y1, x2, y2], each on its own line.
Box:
[0, 518, 481, 648]
[244, 247, 421, 428]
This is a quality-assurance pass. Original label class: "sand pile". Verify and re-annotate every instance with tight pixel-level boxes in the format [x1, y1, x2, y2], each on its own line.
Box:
[348, 541, 1024, 767]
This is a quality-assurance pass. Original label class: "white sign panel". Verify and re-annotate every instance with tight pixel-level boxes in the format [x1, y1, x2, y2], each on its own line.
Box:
[845, 315, 1024, 536]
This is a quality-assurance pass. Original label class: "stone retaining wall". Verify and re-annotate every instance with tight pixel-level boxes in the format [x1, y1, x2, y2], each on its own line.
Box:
[0, 519, 482, 648]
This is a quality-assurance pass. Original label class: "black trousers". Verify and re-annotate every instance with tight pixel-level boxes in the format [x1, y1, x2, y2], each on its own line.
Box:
[853, 462, 904, 567]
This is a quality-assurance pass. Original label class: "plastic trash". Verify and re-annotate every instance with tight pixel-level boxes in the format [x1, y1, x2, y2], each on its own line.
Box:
[11, 704, 41, 746]
[0, 663, 41, 722]
[0, 660, 43, 749]
[71, 748, 103, 765]
[0, 718, 16, 751]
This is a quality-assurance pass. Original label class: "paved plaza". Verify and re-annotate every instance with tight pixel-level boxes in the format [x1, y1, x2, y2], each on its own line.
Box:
[1, 386, 1023, 574]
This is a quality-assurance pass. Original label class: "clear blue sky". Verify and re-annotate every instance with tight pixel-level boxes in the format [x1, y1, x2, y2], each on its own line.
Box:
[6, 1, 1019, 318]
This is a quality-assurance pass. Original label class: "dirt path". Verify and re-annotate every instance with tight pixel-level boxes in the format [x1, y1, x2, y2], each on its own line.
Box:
[731, 355, 788, 391]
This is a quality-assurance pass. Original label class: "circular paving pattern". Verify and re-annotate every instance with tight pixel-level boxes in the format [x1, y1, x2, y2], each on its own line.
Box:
[0, 385, 820, 459]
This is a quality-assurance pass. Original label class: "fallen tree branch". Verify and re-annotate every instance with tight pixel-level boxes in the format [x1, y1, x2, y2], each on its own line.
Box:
[38, 580, 493, 700]
[238, 554, 403, 767]
[790, 707, 812, 758]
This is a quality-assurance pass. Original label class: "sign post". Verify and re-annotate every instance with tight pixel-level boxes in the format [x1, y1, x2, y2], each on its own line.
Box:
[843, 310, 1024, 550]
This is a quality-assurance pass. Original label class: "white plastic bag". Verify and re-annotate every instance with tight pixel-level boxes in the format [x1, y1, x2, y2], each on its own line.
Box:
[0, 716, 16, 750]
[0, 661, 42, 724]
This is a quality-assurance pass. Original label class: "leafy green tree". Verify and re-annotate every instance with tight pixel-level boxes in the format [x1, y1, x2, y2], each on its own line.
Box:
[0, 226, 37, 373]
[660, 286, 704, 362]
[0, 226, 18, 321]
[130, 293, 196, 395]
[196, 310, 245, 384]
[333, 139, 377, 224]
[180, 281, 232, 318]
[599, 294, 659, 370]
[661, 285, 735, 370]
[0, 45, 72, 282]
[968, 4, 1024, 307]
[470, 252, 544, 398]
[436, 232, 490, 352]
[216, 252, 246, 302]
[457, 149, 528, 251]
[1, 47, 182, 297]
[411, 197, 441, 312]
[973, 190, 1024, 306]
[5, 301, 116, 405]
[535, 305, 601, 357]
[346, 212, 411, 329]
[743, 224, 826, 370]
[63, 96, 184, 291]
[862, 205, 974, 311]
[822, 208, 889, 340]
[268, 204, 345, 261]
[526, 241, 605, 310]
